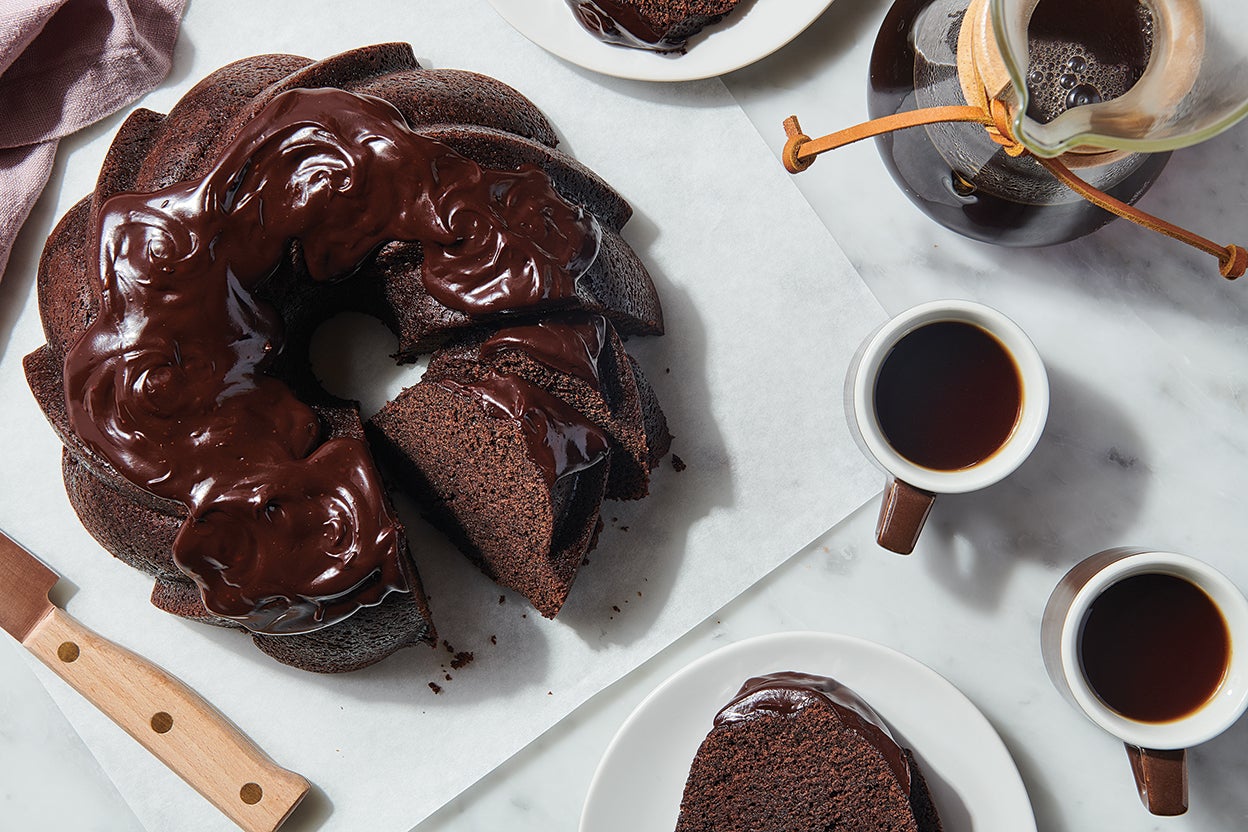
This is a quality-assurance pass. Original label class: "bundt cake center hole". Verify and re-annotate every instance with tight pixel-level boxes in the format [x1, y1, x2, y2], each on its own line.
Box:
[309, 312, 427, 419]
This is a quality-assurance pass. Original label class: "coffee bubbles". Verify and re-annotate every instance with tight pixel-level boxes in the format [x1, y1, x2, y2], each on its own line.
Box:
[1025, 0, 1154, 123]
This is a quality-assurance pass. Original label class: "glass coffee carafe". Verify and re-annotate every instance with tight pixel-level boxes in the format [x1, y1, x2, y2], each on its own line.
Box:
[797, 0, 1248, 249]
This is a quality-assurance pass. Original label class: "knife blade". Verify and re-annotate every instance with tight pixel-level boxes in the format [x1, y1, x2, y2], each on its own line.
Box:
[0, 530, 310, 832]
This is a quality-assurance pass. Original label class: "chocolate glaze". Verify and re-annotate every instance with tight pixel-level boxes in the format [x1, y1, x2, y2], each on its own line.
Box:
[62, 88, 600, 634]
[716, 671, 913, 793]
[437, 372, 610, 487]
[567, 1, 686, 53]
[480, 313, 608, 387]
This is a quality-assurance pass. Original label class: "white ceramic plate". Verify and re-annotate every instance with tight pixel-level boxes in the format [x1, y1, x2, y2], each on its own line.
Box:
[485, 0, 837, 82]
[580, 631, 1038, 831]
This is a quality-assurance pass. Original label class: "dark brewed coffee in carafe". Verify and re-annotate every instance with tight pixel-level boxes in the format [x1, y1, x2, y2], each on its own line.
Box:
[1024, 0, 1154, 123]
[868, 0, 1169, 246]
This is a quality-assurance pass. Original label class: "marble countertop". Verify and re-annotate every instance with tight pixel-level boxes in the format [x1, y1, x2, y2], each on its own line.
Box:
[4, 1, 1248, 830]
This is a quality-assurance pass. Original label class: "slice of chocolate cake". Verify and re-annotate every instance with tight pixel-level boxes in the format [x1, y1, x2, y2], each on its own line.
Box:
[424, 312, 664, 500]
[676, 672, 943, 832]
[567, 0, 745, 53]
[367, 370, 611, 617]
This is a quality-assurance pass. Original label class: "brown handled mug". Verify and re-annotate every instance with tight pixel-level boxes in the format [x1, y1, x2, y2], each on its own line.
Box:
[848, 300, 1049, 554]
[1042, 549, 1248, 815]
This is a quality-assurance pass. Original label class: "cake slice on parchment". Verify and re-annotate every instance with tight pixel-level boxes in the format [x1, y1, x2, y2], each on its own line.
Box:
[367, 369, 613, 618]
[424, 312, 671, 501]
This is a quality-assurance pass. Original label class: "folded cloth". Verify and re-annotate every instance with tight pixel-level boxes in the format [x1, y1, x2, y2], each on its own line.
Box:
[0, 0, 185, 281]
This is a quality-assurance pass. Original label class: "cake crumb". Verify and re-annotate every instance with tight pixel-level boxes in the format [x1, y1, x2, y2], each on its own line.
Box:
[671, 454, 686, 472]
[499, 595, 505, 605]
[522, 613, 527, 618]
[450, 651, 474, 670]
[612, 605, 621, 613]
[442, 639, 454, 653]
[547, 691, 553, 696]
[637, 591, 642, 598]
[665, 367, 670, 374]
[620, 525, 629, 532]
[445, 673, 452, 681]
[428, 682, 442, 694]
[611, 517, 618, 523]
[490, 635, 497, 645]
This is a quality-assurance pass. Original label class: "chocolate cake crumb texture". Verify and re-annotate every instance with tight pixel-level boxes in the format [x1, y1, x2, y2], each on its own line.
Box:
[675, 673, 943, 832]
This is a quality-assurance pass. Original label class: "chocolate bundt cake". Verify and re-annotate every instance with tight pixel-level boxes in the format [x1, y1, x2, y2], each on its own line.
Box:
[676, 672, 944, 832]
[568, 0, 745, 53]
[24, 44, 667, 672]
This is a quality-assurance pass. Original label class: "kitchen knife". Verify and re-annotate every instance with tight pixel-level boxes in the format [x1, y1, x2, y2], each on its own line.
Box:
[0, 529, 310, 832]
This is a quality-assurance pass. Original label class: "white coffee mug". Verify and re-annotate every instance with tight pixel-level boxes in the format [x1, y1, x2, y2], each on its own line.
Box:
[1041, 548, 1248, 815]
[847, 300, 1049, 554]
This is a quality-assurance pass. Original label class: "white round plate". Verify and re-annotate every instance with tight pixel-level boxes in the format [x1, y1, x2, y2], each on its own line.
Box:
[579, 631, 1037, 831]
[486, 0, 837, 82]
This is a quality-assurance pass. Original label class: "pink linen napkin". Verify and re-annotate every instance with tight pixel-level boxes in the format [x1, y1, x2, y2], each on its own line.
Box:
[0, 0, 185, 281]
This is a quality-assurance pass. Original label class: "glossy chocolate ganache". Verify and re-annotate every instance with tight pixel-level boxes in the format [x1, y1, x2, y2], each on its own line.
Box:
[567, 0, 744, 54]
[439, 315, 612, 488]
[435, 372, 611, 488]
[481, 312, 609, 385]
[63, 87, 601, 635]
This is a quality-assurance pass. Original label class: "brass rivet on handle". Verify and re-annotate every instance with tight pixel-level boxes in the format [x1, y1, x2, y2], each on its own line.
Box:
[57, 642, 80, 663]
[150, 712, 174, 734]
[240, 782, 263, 805]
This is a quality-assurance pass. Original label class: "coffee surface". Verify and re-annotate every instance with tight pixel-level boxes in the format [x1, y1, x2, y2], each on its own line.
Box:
[1025, 0, 1154, 124]
[1081, 573, 1229, 723]
[874, 320, 1022, 471]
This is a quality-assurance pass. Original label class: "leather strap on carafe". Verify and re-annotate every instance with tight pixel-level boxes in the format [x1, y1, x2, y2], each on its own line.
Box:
[1034, 155, 1247, 278]
[782, 106, 994, 171]
[782, 107, 1247, 279]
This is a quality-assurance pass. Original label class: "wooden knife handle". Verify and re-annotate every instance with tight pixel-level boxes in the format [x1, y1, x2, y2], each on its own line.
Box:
[23, 606, 310, 832]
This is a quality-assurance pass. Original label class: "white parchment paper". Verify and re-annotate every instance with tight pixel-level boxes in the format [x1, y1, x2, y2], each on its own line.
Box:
[0, 1, 885, 829]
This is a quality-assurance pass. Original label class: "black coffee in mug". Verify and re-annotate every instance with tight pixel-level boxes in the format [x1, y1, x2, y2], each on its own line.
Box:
[873, 321, 1022, 470]
[1080, 573, 1230, 723]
